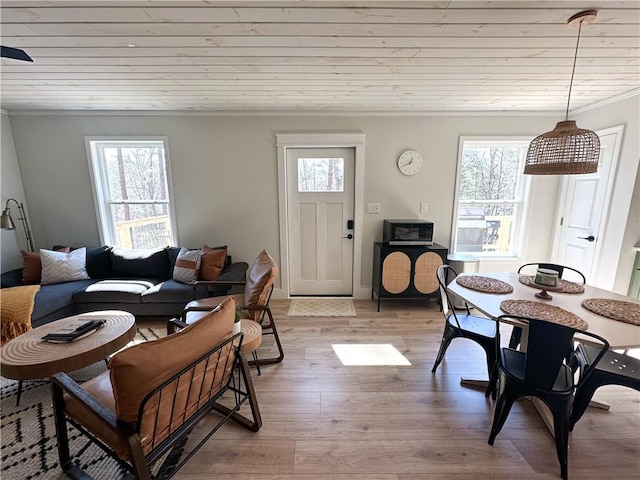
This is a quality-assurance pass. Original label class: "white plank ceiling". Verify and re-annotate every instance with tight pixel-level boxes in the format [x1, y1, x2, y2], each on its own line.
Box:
[1, 1, 638, 113]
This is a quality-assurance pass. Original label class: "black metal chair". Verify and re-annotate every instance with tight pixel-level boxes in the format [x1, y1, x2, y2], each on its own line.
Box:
[431, 265, 498, 397]
[488, 314, 609, 480]
[569, 343, 640, 430]
[509, 263, 587, 348]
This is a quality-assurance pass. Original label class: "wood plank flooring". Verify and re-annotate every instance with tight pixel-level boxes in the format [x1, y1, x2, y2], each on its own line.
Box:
[164, 299, 640, 480]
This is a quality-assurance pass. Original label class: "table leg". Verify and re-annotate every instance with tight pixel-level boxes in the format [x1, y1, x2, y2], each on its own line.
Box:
[16, 380, 23, 406]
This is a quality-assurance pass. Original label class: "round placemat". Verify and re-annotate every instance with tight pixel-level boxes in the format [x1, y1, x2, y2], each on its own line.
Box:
[518, 275, 585, 294]
[581, 298, 640, 325]
[456, 275, 513, 294]
[500, 299, 588, 330]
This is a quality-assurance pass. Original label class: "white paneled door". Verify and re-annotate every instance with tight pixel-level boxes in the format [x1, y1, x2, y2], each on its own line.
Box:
[287, 147, 355, 295]
[553, 126, 622, 284]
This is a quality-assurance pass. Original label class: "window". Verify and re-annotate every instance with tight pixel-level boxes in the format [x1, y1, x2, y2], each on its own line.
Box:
[452, 139, 529, 257]
[87, 137, 176, 249]
[297, 157, 344, 192]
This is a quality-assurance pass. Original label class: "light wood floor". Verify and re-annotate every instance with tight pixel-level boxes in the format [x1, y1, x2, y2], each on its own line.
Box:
[164, 299, 640, 480]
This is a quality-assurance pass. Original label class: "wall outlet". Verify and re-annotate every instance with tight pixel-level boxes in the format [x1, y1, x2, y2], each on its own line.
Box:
[420, 202, 429, 214]
[367, 203, 381, 214]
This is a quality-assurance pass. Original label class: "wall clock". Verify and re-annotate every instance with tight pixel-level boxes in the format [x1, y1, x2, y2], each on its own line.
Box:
[397, 149, 423, 176]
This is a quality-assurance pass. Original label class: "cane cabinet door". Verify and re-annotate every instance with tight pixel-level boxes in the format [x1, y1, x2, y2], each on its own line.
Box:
[414, 251, 444, 294]
[381, 251, 411, 294]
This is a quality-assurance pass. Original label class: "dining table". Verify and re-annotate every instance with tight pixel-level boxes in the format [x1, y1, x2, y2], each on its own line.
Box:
[447, 271, 640, 433]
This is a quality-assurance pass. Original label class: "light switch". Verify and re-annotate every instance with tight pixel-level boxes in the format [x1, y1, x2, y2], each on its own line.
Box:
[420, 202, 429, 214]
[367, 203, 381, 214]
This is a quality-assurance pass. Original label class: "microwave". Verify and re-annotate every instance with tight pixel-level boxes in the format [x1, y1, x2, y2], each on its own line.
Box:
[383, 219, 434, 246]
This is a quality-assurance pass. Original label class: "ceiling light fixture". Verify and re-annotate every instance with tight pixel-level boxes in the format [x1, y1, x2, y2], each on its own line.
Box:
[524, 10, 600, 175]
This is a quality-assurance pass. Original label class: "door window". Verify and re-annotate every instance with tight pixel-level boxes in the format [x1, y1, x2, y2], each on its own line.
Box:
[297, 158, 344, 192]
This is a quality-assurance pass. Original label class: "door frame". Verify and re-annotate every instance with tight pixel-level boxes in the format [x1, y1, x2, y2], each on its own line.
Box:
[276, 132, 365, 299]
[551, 124, 625, 289]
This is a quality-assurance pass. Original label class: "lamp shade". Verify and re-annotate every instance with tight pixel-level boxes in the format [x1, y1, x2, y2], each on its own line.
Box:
[524, 120, 600, 175]
[0, 210, 16, 230]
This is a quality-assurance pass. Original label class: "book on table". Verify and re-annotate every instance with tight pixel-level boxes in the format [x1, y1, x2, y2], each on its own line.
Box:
[41, 319, 106, 343]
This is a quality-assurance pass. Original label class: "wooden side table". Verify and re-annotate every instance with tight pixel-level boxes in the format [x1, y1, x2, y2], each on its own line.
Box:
[0, 310, 136, 404]
[239, 319, 263, 375]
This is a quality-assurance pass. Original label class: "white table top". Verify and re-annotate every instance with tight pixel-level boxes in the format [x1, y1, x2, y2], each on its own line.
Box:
[448, 272, 640, 350]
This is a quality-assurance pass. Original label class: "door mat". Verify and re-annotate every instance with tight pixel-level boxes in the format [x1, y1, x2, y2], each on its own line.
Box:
[0, 326, 165, 480]
[288, 299, 356, 317]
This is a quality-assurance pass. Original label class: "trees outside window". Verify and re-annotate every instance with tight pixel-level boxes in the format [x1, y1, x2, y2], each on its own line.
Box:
[87, 137, 176, 249]
[297, 157, 344, 192]
[453, 139, 529, 257]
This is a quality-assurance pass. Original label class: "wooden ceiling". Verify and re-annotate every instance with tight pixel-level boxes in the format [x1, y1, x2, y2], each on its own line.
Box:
[1, 1, 639, 113]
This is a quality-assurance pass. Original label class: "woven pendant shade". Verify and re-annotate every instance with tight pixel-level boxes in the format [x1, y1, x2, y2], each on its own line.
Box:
[524, 10, 600, 176]
[524, 120, 600, 175]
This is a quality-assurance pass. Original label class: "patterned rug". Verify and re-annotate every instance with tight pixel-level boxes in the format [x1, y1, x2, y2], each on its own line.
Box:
[0, 325, 164, 480]
[287, 299, 356, 317]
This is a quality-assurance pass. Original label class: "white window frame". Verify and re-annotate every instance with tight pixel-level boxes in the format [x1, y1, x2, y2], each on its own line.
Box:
[85, 136, 178, 248]
[451, 137, 531, 259]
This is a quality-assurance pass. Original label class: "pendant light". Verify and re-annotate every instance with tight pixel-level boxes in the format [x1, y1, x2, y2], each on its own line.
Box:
[524, 10, 600, 175]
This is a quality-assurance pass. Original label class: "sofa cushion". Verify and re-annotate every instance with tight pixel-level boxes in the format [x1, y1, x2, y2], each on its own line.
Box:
[41, 248, 90, 285]
[21, 247, 70, 283]
[110, 296, 235, 423]
[141, 279, 196, 304]
[31, 279, 96, 322]
[199, 245, 227, 281]
[73, 280, 154, 304]
[110, 247, 169, 279]
[172, 248, 201, 284]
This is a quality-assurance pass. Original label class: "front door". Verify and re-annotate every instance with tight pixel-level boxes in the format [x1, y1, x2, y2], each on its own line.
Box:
[286, 147, 355, 295]
[553, 126, 623, 283]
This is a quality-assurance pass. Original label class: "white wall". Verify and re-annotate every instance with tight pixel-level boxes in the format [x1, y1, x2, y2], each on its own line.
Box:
[7, 112, 563, 294]
[573, 94, 640, 294]
[0, 112, 31, 271]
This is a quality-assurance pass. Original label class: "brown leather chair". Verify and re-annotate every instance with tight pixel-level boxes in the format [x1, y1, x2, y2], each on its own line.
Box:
[51, 296, 261, 480]
[169, 249, 284, 366]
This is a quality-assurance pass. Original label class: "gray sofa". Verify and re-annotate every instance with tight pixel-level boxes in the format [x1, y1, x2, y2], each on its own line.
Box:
[0, 246, 248, 328]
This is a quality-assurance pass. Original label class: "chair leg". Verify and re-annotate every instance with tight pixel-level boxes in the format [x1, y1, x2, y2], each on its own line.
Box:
[488, 376, 517, 445]
[569, 380, 600, 431]
[51, 379, 73, 474]
[255, 309, 284, 365]
[550, 399, 572, 480]
[431, 327, 456, 373]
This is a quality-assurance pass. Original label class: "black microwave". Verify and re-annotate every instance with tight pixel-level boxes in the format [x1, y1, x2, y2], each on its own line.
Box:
[383, 219, 434, 246]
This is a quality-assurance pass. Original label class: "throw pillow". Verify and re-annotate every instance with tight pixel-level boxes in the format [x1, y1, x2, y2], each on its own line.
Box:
[110, 247, 170, 279]
[21, 247, 71, 283]
[199, 245, 227, 280]
[172, 248, 201, 284]
[40, 247, 90, 285]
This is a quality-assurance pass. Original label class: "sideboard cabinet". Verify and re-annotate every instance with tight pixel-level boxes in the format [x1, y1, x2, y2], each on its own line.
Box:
[372, 242, 448, 311]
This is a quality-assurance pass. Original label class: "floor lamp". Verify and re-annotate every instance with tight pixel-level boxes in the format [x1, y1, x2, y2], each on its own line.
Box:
[1, 198, 35, 251]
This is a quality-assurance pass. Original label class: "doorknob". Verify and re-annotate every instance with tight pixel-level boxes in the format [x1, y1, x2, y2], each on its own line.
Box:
[578, 235, 595, 242]
[343, 234, 353, 239]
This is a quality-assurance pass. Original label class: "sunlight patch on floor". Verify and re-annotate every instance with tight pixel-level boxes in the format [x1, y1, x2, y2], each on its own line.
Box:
[332, 344, 411, 366]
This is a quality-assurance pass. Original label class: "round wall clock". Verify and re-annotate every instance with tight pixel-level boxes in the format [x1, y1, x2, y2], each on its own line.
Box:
[397, 149, 423, 176]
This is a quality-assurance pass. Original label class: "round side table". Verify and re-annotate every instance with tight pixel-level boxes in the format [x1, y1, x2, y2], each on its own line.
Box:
[240, 319, 263, 375]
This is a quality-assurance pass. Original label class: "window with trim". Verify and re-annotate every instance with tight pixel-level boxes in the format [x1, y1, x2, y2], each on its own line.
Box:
[86, 137, 177, 249]
[452, 139, 529, 257]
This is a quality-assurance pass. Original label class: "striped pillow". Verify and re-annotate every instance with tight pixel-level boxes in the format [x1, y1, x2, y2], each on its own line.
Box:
[172, 248, 201, 284]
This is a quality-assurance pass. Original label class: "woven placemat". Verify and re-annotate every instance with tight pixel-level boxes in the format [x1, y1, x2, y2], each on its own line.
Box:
[581, 298, 640, 325]
[456, 275, 513, 294]
[518, 275, 585, 294]
[500, 299, 588, 330]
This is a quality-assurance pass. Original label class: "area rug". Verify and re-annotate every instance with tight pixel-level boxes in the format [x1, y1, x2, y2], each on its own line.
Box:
[287, 299, 356, 317]
[0, 325, 165, 480]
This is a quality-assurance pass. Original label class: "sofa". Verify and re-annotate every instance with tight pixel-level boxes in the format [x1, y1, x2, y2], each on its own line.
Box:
[0, 245, 248, 328]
